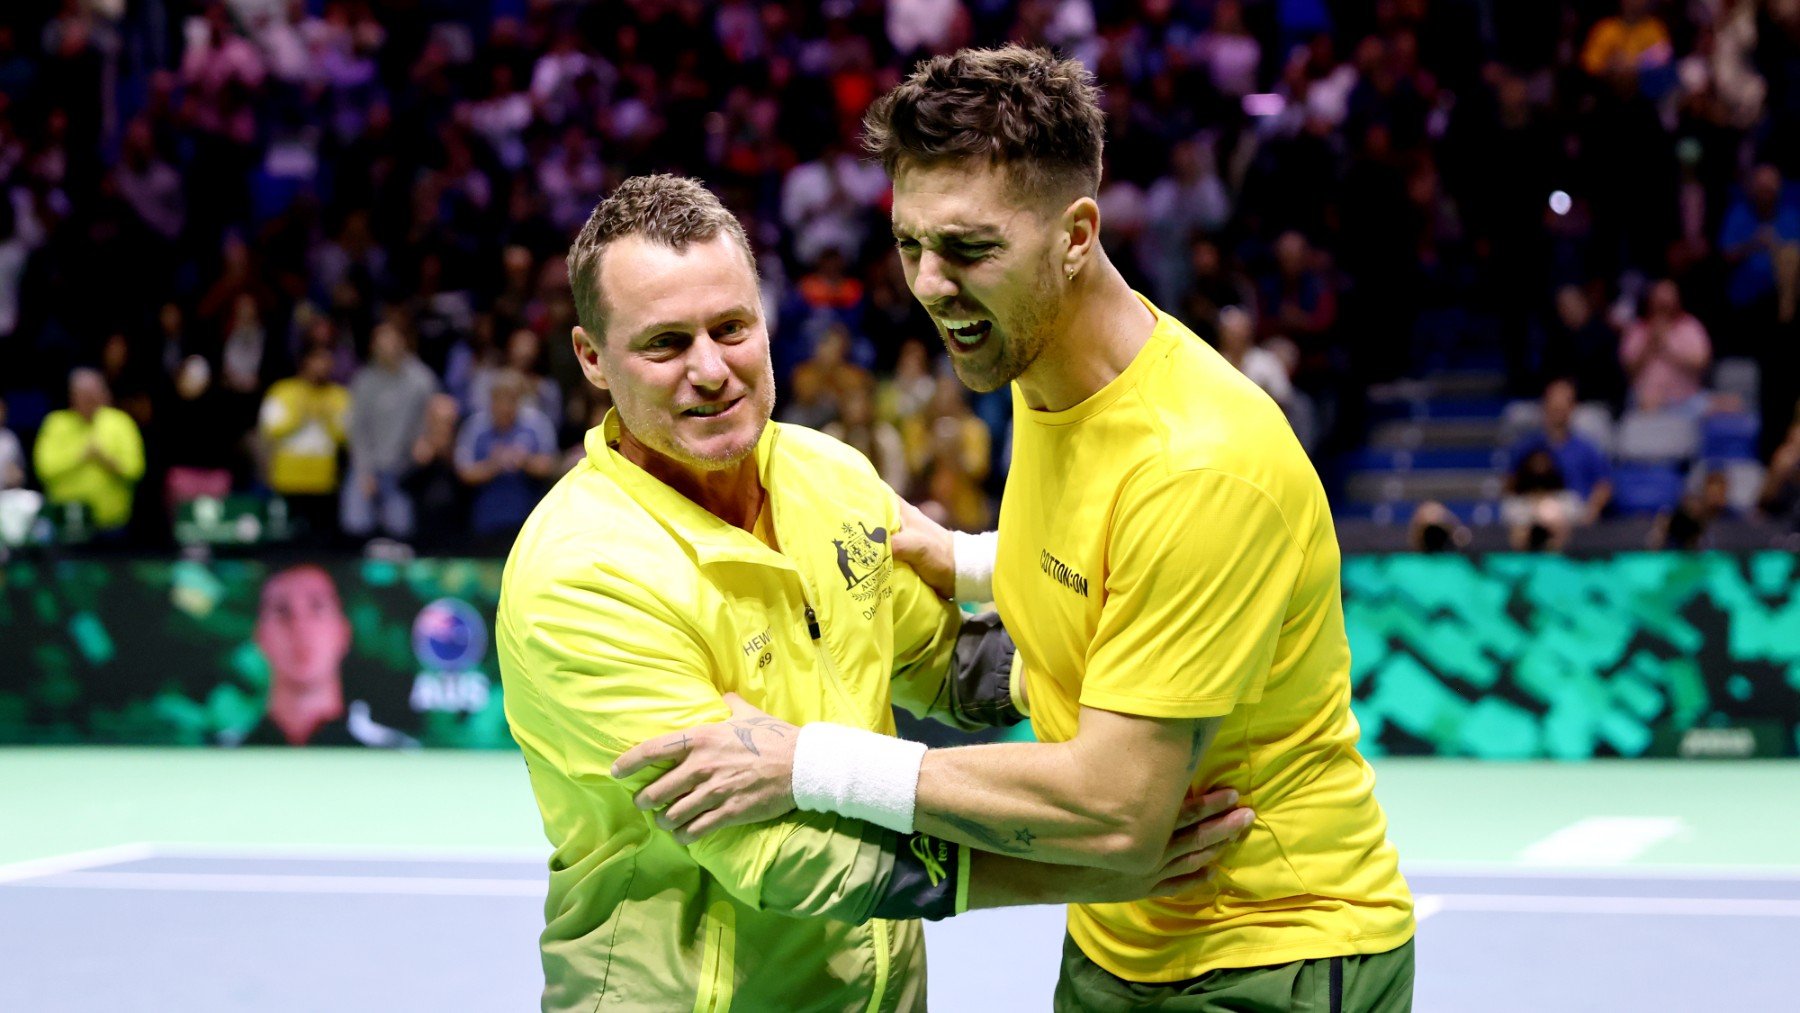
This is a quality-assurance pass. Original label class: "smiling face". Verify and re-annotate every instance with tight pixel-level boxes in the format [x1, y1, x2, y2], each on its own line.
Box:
[891, 159, 1069, 393]
[573, 232, 774, 472]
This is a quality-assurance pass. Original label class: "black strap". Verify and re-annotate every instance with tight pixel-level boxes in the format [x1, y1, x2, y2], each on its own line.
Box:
[1330, 956, 1344, 1013]
[868, 831, 961, 922]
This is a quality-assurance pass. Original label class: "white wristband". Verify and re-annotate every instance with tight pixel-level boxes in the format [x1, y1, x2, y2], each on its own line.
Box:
[791, 723, 927, 833]
[952, 530, 998, 603]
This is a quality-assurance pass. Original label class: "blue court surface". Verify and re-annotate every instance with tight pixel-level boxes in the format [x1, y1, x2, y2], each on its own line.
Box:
[3, 845, 1795, 1011]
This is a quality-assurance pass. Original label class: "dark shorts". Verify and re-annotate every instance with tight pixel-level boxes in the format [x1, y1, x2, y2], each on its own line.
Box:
[1053, 935, 1415, 1013]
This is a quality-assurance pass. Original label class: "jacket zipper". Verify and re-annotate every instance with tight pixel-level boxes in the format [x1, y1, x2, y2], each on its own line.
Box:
[692, 899, 736, 1012]
[802, 599, 860, 719]
[869, 916, 891, 1012]
[802, 596, 890, 1009]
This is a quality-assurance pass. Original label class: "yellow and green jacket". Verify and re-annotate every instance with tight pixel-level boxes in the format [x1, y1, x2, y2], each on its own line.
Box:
[499, 414, 1002, 1013]
[32, 406, 145, 530]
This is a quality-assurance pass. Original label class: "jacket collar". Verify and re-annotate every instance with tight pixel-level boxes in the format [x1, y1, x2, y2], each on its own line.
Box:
[585, 410, 797, 573]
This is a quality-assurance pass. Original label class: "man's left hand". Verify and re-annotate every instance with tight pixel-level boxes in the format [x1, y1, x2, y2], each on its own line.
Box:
[612, 694, 799, 845]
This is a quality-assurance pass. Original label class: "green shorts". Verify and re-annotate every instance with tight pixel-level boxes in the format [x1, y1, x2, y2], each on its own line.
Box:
[1052, 935, 1415, 1013]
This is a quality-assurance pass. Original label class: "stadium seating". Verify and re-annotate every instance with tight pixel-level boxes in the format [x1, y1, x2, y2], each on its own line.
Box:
[1611, 463, 1686, 516]
[1616, 412, 1701, 463]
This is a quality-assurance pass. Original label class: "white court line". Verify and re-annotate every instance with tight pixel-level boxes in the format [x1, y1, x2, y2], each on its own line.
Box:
[1405, 862, 1800, 881]
[1519, 817, 1686, 865]
[0, 842, 157, 885]
[1422, 893, 1800, 918]
[151, 842, 550, 864]
[18, 871, 544, 897]
[1414, 896, 1446, 922]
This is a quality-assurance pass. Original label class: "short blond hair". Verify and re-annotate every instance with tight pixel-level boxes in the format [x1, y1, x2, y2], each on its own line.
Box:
[566, 174, 755, 341]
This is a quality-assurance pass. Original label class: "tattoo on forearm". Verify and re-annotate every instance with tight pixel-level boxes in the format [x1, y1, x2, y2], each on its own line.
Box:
[1188, 723, 1207, 770]
[925, 810, 1034, 853]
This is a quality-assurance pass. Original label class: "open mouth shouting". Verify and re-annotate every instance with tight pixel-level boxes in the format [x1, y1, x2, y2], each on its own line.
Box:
[938, 317, 993, 353]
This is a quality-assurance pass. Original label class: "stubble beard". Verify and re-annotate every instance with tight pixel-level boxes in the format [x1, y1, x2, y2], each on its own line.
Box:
[632, 361, 777, 473]
[946, 267, 1061, 394]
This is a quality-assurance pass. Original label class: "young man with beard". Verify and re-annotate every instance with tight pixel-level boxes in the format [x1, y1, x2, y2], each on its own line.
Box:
[497, 174, 1251, 1012]
[618, 49, 1415, 1011]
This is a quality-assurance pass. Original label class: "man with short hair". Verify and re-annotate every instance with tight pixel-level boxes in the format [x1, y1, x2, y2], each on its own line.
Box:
[236, 564, 413, 748]
[620, 48, 1415, 1011]
[496, 174, 1249, 1012]
[1504, 377, 1613, 529]
[33, 368, 146, 534]
[343, 320, 438, 542]
[454, 367, 558, 545]
[259, 344, 349, 543]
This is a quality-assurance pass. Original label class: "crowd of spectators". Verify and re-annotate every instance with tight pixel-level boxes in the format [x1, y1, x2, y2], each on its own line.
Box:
[2, 0, 1800, 552]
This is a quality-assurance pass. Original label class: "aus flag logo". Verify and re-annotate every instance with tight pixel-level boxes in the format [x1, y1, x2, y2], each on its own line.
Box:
[833, 520, 893, 605]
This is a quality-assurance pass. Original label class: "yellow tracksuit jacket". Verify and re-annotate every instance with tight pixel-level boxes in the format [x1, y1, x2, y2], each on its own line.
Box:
[498, 413, 973, 1013]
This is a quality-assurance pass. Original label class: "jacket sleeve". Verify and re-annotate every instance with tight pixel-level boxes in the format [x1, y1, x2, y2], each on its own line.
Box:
[258, 385, 304, 441]
[888, 606, 1027, 731]
[502, 562, 904, 924]
[31, 414, 82, 483]
[105, 413, 145, 483]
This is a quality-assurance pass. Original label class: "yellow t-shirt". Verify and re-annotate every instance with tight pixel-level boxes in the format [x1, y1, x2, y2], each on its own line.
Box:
[258, 378, 349, 494]
[993, 297, 1413, 981]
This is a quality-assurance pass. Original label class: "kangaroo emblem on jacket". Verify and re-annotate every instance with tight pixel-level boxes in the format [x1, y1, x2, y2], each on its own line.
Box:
[834, 521, 892, 605]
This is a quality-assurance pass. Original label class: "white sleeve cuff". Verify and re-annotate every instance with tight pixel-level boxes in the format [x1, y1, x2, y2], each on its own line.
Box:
[791, 723, 927, 833]
[952, 530, 998, 603]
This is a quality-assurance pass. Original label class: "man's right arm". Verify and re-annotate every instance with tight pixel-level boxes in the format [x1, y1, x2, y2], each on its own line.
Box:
[508, 566, 1241, 924]
[506, 565, 950, 923]
[966, 788, 1252, 910]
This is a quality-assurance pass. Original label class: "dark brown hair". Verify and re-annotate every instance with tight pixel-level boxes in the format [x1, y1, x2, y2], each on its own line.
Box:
[566, 174, 755, 340]
[863, 46, 1105, 203]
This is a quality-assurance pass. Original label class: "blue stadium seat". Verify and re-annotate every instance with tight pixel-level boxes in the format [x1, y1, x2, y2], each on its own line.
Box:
[1700, 412, 1760, 461]
[1346, 448, 1505, 472]
[1611, 463, 1686, 515]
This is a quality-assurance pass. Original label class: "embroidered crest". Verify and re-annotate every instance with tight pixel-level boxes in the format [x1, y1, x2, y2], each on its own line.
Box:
[833, 521, 893, 604]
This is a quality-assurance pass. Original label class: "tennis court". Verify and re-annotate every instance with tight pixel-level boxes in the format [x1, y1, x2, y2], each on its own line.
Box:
[3, 750, 1793, 1012]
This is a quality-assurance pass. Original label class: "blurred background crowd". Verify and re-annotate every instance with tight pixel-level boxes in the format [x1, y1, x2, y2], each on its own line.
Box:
[2, 0, 1800, 556]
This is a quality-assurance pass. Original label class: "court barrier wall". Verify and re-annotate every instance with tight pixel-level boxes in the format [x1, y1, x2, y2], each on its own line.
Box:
[2, 552, 1797, 756]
